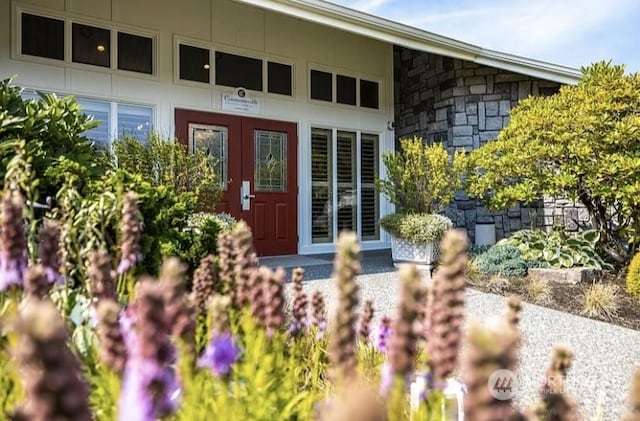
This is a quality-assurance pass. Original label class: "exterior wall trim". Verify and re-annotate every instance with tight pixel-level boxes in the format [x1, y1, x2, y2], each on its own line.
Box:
[234, 0, 582, 84]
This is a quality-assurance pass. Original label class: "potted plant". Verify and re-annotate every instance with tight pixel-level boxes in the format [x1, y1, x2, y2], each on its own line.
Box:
[377, 137, 463, 270]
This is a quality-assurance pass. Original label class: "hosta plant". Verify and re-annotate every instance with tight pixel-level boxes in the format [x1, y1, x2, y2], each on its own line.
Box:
[498, 227, 611, 270]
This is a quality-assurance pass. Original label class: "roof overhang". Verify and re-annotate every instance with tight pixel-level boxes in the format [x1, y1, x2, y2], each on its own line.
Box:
[234, 0, 582, 85]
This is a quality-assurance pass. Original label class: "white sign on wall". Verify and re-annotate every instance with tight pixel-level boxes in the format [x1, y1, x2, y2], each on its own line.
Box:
[222, 88, 260, 113]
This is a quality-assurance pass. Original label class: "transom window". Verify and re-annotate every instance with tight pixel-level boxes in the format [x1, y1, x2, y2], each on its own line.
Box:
[21, 13, 64, 61]
[215, 52, 263, 92]
[16, 10, 156, 76]
[310, 69, 380, 110]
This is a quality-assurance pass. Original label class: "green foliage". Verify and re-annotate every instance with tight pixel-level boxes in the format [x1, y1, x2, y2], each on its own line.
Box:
[102, 169, 197, 276]
[626, 251, 640, 298]
[0, 78, 108, 198]
[170, 212, 237, 273]
[376, 137, 464, 214]
[175, 312, 323, 420]
[113, 134, 222, 213]
[380, 213, 452, 243]
[473, 244, 529, 277]
[465, 62, 640, 264]
[499, 228, 610, 269]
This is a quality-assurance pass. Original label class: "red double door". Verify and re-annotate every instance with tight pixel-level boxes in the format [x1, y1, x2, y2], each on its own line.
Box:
[175, 109, 298, 256]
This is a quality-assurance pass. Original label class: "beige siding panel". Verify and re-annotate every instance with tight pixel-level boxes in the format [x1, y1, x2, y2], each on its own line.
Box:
[1, 1, 10, 58]
[358, 38, 388, 77]
[6, 62, 66, 92]
[21, 0, 65, 10]
[265, 12, 314, 59]
[112, 76, 164, 103]
[332, 30, 359, 71]
[66, 0, 112, 20]
[114, 0, 210, 40]
[69, 68, 112, 96]
[212, 0, 265, 51]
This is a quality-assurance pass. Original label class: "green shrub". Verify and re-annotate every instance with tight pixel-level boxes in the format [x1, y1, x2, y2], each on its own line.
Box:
[473, 244, 529, 277]
[379, 213, 452, 243]
[0, 78, 108, 198]
[174, 212, 237, 272]
[626, 252, 640, 298]
[498, 227, 610, 269]
[376, 137, 464, 214]
[113, 134, 221, 213]
[465, 62, 640, 265]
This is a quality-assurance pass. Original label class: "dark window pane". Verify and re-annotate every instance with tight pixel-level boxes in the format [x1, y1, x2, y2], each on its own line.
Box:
[179, 44, 209, 83]
[310, 70, 332, 102]
[21, 13, 64, 60]
[72, 23, 110, 67]
[360, 79, 379, 109]
[215, 52, 262, 91]
[336, 75, 356, 105]
[268, 61, 292, 96]
[118, 32, 153, 74]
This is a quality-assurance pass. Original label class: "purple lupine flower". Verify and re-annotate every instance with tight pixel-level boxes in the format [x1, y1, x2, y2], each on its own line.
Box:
[118, 281, 179, 421]
[38, 220, 64, 284]
[0, 191, 27, 291]
[379, 362, 413, 397]
[197, 332, 241, 377]
[119, 360, 180, 421]
[117, 192, 142, 275]
[376, 316, 392, 354]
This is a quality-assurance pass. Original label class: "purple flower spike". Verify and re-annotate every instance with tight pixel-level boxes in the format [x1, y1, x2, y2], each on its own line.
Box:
[43, 266, 64, 285]
[0, 256, 27, 291]
[119, 360, 180, 421]
[376, 316, 392, 354]
[197, 332, 241, 377]
[0, 191, 27, 292]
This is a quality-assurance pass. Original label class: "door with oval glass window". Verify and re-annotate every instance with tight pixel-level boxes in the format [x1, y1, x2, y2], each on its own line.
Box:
[175, 109, 298, 256]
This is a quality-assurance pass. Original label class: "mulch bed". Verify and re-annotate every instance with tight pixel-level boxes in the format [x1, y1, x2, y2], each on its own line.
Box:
[468, 272, 640, 330]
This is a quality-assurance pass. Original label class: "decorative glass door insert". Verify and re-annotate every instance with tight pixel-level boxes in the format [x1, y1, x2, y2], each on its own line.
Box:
[254, 130, 287, 192]
[189, 123, 228, 189]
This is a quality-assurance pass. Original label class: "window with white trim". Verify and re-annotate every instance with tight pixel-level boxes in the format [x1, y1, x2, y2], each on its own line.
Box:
[15, 8, 156, 76]
[311, 128, 380, 243]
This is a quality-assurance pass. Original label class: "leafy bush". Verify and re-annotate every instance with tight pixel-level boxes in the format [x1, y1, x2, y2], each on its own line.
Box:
[465, 62, 640, 265]
[498, 228, 610, 269]
[379, 213, 452, 243]
[113, 134, 221, 213]
[0, 78, 108, 198]
[472, 244, 529, 277]
[173, 212, 237, 272]
[626, 251, 640, 298]
[376, 137, 463, 214]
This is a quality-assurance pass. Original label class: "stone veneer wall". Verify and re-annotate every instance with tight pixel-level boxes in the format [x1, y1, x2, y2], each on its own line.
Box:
[393, 46, 587, 243]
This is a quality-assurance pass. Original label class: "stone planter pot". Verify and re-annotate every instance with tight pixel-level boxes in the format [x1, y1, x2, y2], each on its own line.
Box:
[390, 235, 439, 272]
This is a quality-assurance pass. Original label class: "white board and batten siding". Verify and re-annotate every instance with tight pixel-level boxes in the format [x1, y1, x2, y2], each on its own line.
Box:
[1, 0, 396, 254]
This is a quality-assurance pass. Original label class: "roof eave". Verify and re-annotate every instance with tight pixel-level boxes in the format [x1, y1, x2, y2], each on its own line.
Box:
[234, 0, 582, 85]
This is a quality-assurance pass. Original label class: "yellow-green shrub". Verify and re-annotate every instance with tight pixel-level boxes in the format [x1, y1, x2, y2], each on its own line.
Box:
[626, 252, 640, 298]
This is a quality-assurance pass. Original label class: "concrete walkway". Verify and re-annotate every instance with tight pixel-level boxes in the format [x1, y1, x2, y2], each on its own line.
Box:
[273, 252, 639, 420]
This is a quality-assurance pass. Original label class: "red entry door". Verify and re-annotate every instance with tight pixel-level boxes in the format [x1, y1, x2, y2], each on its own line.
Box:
[175, 109, 298, 256]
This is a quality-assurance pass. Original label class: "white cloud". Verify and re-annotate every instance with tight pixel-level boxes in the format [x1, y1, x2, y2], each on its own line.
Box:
[340, 0, 390, 13]
[401, 0, 637, 56]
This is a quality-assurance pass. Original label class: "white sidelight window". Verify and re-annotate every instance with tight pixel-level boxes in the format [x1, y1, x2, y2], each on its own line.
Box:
[310, 128, 380, 244]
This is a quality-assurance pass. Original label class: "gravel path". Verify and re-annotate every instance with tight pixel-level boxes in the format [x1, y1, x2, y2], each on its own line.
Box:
[283, 262, 639, 420]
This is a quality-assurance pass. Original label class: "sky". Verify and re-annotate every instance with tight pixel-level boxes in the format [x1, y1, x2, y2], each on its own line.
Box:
[329, 0, 640, 73]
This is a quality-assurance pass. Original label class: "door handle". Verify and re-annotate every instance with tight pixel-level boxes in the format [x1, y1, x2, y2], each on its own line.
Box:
[241, 181, 254, 210]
